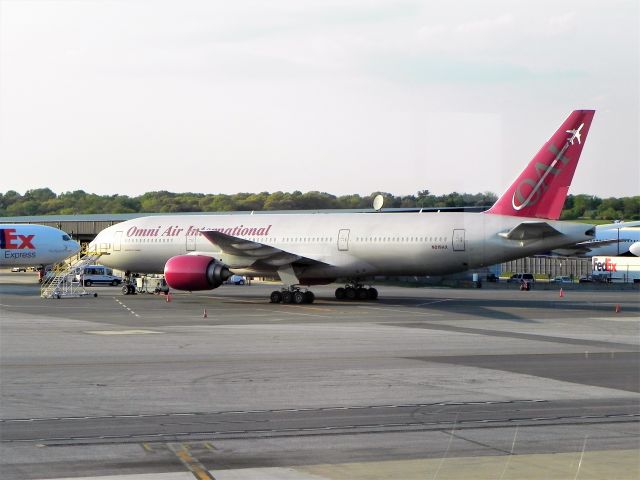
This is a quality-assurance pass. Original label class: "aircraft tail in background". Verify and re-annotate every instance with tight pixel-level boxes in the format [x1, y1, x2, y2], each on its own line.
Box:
[486, 110, 595, 220]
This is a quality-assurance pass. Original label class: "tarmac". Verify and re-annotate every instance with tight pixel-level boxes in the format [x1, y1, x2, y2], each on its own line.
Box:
[1, 270, 639, 479]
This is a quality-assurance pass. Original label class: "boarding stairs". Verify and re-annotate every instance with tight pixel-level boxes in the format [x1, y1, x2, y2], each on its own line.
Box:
[40, 251, 103, 299]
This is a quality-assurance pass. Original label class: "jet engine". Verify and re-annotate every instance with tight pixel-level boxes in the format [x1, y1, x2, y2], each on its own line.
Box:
[164, 255, 231, 291]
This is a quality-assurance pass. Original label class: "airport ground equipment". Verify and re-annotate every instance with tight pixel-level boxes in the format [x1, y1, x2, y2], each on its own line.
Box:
[40, 252, 103, 299]
[120, 275, 169, 295]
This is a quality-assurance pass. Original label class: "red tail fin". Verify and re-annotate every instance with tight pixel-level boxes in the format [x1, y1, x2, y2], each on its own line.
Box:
[486, 110, 595, 220]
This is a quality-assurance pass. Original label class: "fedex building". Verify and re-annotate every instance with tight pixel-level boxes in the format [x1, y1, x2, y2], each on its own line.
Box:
[592, 256, 640, 283]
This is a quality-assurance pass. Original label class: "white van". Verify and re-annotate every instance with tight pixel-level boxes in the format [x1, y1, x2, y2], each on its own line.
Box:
[75, 265, 122, 287]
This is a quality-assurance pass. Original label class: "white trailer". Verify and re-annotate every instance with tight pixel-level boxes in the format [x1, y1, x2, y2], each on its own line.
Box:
[592, 256, 640, 283]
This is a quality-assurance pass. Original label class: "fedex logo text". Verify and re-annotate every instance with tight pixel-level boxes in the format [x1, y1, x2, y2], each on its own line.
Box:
[593, 258, 617, 272]
[0, 229, 35, 250]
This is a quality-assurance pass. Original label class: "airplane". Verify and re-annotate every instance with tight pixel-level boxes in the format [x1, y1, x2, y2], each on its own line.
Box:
[90, 110, 596, 303]
[566, 123, 584, 145]
[0, 224, 80, 268]
[552, 221, 640, 257]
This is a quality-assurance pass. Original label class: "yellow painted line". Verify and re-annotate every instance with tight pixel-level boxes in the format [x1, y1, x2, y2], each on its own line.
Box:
[168, 443, 216, 480]
[141, 442, 154, 452]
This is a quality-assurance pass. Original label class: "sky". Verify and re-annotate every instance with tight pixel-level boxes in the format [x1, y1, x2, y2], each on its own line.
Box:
[0, 0, 638, 198]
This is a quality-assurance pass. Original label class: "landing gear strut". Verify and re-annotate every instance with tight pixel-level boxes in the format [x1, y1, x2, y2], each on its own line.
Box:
[270, 287, 315, 304]
[335, 283, 378, 300]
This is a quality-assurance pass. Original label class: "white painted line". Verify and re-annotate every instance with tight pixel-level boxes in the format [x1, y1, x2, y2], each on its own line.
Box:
[590, 316, 640, 322]
[267, 309, 330, 318]
[416, 299, 453, 306]
[84, 330, 164, 335]
[358, 306, 442, 317]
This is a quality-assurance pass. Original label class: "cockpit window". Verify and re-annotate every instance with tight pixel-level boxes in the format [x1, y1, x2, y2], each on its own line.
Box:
[62, 235, 71, 241]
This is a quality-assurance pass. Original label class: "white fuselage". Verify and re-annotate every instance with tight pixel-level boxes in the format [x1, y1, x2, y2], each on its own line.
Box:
[586, 222, 640, 257]
[0, 224, 80, 267]
[90, 212, 593, 281]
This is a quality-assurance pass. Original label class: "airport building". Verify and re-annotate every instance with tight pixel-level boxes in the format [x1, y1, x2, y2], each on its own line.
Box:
[500, 256, 592, 279]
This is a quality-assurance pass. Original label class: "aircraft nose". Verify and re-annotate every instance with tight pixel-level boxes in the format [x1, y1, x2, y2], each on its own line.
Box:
[69, 240, 81, 254]
[89, 228, 109, 252]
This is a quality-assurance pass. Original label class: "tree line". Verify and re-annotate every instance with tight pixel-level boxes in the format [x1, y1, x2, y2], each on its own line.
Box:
[0, 188, 638, 220]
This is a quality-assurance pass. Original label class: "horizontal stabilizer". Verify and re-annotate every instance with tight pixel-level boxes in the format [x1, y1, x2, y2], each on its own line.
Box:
[499, 222, 562, 241]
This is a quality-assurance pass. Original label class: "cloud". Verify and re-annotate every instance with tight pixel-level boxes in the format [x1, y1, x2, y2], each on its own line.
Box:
[453, 14, 515, 34]
[547, 12, 577, 34]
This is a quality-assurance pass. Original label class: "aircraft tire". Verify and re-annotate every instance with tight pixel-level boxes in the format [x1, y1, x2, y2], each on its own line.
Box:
[304, 291, 315, 304]
[282, 291, 294, 304]
[335, 287, 345, 300]
[367, 287, 378, 300]
[345, 287, 357, 300]
[356, 288, 368, 300]
[293, 291, 306, 304]
[270, 291, 282, 303]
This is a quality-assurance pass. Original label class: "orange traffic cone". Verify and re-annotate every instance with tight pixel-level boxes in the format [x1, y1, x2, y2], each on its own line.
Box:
[166, 292, 172, 302]
[615, 304, 621, 313]
[559, 288, 564, 298]
[203, 308, 208, 318]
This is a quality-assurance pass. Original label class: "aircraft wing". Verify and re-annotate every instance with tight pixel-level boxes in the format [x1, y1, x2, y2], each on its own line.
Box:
[199, 230, 328, 268]
[552, 238, 630, 256]
[498, 221, 563, 241]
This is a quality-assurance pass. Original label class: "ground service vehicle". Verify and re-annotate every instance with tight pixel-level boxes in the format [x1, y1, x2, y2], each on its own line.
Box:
[508, 273, 536, 284]
[552, 276, 573, 284]
[76, 265, 122, 287]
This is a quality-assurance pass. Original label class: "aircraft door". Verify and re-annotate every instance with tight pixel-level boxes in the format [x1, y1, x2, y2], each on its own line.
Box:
[337, 229, 350, 251]
[113, 231, 122, 252]
[186, 231, 197, 251]
[452, 229, 465, 251]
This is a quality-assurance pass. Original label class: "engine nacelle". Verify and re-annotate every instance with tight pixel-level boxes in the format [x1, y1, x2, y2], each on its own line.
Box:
[164, 255, 231, 291]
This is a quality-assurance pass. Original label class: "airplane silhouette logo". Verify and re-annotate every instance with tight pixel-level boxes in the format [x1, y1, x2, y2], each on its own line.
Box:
[566, 123, 584, 145]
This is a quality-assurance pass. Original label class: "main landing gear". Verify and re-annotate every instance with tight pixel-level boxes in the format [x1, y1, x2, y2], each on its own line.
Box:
[270, 287, 315, 304]
[335, 283, 378, 300]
